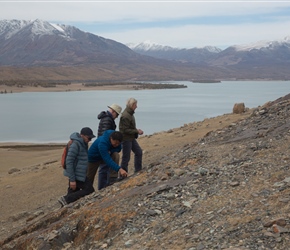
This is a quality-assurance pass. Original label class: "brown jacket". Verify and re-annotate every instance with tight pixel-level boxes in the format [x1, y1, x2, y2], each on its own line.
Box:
[119, 107, 138, 141]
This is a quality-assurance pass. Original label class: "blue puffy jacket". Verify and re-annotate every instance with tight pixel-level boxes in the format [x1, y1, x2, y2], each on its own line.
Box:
[88, 130, 121, 172]
[64, 132, 88, 182]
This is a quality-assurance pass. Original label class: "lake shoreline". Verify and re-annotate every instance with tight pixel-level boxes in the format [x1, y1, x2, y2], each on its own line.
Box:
[1, 79, 287, 94]
[0, 81, 187, 94]
[0, 83, 143, 93]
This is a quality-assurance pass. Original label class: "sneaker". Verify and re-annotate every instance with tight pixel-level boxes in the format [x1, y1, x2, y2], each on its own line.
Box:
[58, 196, 67, 207]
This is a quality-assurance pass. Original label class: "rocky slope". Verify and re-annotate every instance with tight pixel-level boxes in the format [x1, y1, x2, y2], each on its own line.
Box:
[1, 94, 290, 249]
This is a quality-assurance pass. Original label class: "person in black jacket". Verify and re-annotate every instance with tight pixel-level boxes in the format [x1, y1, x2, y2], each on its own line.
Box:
[90, 104, 122, 185]
[97, 104, 122, 137]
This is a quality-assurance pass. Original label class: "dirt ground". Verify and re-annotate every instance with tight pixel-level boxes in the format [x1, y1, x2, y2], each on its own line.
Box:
[0, 109, 251, 241]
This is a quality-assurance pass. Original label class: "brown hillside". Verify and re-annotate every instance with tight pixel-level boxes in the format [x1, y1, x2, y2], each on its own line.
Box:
[0, 63, 236, 82]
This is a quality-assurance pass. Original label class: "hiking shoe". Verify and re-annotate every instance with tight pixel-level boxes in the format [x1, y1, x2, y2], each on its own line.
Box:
[58, 196, 67, 207]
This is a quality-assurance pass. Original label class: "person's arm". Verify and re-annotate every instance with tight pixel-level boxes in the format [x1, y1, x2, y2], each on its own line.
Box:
[107, 143, 127, 177]
[65, 141, 79, 190]
[98, 141, 122, 172]
[119, 168, 127, 177]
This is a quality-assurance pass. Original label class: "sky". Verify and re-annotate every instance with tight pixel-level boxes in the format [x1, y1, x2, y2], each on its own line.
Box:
[1, 0, 290, 49]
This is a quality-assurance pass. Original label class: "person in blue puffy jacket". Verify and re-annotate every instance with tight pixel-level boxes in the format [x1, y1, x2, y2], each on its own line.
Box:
[58, 127, 96, 207]
[87, 130, 128, 190]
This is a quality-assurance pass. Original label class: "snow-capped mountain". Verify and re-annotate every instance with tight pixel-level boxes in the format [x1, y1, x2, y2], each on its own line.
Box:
[129, 36, 290, 68]
[1, 19, 290, 80]
[233, 36, 290, 52]
[0, 19, 76, 41]
[207, 35, 290, 67]
[128, 41, 222, 63]
[127, 40, 179, 51]
[127, 40, 221, 53]
[127, 41, 221, 64]
[0, 19, 139, 66]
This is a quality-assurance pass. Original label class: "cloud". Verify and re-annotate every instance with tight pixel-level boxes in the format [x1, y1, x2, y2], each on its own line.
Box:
[98, 20, 290, 49]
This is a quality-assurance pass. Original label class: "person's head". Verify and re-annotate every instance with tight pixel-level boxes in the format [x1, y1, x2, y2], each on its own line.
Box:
[80, 127, 96, 143]
[126, 97, 137, 111]
[108, 104, 122, 119]
[110, 131, 123, 147]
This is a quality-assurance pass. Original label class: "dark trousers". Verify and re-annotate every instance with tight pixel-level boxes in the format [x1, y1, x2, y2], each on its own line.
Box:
[64, 177, 94, 204]
[121, 139, 142, 173]
[87, 152, 120, 189]
[87, 161, 102, 185]
[98, 163, 110, 190]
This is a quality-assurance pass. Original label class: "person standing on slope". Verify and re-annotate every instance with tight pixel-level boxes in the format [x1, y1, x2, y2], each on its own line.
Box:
[119, 97, 143, 174]
[89, 104, 122, 185]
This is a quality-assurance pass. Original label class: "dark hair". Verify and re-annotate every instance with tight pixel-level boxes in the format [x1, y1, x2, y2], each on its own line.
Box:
[110, 131, 123, 142]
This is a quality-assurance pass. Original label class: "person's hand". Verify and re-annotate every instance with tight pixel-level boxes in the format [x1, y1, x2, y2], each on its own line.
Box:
[69, 181, 77, 190]
[119, 168, 128, 178]
[138, 129, 144, 135]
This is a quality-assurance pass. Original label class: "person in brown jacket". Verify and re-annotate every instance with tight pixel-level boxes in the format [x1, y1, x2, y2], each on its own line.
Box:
[119, 97, 143, 174]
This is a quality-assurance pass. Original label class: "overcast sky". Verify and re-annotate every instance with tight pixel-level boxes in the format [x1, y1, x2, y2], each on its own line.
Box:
[1, 0, 290, 49]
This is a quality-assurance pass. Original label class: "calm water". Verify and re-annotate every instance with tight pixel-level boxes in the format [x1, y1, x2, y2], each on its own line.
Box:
[0, 81, 289, 143]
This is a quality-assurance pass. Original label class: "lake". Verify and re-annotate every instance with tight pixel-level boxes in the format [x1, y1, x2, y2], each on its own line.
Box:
[0, 81, 289, 143]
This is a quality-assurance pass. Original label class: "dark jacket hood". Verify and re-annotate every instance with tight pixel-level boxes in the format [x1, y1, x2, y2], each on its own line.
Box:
[98, 111, 110, 120]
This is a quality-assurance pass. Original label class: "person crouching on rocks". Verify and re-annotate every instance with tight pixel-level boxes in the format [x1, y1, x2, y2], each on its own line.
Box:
[87, 130, 128, 190]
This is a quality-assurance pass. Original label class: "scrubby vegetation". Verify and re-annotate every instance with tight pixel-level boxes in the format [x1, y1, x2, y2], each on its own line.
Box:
[0, 80, 71, 88]
[0, 80, 187, 90]
[83, 81, 187, 89]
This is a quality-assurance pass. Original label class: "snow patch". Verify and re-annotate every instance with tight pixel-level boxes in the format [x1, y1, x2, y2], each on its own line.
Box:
[50, 23, 65, 33]
[233, 35, 290, 51]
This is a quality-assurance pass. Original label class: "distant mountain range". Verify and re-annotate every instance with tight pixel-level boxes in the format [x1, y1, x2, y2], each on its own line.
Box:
[127, 38, 290, 67]
[127, 41, 222, 64]
[1, 19, 290, 81]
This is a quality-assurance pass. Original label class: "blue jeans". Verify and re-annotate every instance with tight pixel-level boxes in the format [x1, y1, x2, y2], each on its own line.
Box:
[121, 139, 142, 173]
[87, 152, 119, 187]
[98, 163, 110, 190]
[97, 152, 120, 190]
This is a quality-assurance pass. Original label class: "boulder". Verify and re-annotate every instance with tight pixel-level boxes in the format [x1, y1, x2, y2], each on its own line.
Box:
[233, 102, 245, 114]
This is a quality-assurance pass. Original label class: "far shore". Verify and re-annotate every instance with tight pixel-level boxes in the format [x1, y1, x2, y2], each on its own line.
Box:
[0, 142, 65, 148]
[0, 81, 188, 93]
[1, 79, 288, 94]
[0, 83, 141, 93]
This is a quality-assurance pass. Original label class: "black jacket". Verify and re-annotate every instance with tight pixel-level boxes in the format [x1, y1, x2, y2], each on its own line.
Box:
[97, 111, 116, 137]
